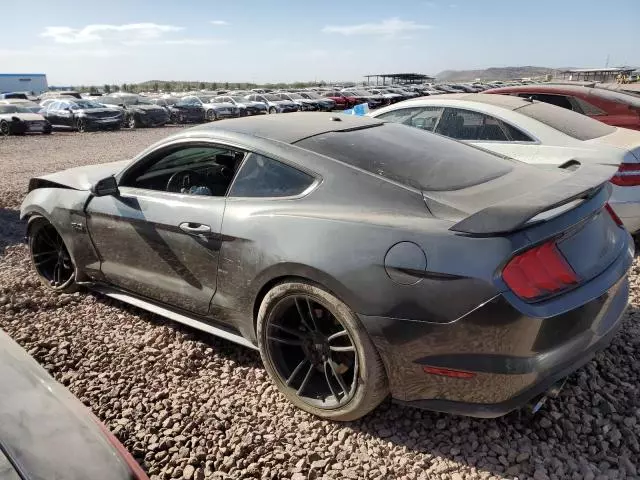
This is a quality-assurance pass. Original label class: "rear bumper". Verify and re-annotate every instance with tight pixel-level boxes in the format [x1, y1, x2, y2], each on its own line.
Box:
[609, 196, 640, 233]
[359, 244, 632, 417]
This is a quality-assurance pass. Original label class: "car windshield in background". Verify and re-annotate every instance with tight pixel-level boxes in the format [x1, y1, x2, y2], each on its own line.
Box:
[230, 97, 246, 103]
[517, 102, 616, 140]
[296, 122, 513, 192]
[264, 95, 281, 101]
[349, 90, 370, 96]
[0, 105, 32, 114]
[302, 92, 323, 99]
[73, 100, 103, 109]
[286, 93, 303, 99]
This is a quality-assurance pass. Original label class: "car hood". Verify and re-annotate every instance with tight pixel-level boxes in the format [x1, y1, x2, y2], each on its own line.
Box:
[0, 112, 45, 121]
[0, 329, 135, 480]
[132, 104, 166, 112]
[588, 127, 640, 160]
[32, 159, 131, 191]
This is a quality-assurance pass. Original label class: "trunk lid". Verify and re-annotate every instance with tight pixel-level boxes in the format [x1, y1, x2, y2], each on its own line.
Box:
[587, 127, 640, 161]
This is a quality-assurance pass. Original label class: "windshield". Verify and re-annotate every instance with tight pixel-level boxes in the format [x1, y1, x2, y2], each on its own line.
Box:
[348, 90, 370, 96]
[302, 92, 323, 99]
[286, 93, 303, 99]
[0, 105, 32, 113]
[230, 97, 246, 103]
[264, 94, 281, 101]
[72, 100, 104, 109]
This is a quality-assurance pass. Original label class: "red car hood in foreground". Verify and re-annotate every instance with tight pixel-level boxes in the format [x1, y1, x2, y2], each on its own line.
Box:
[0, 329, 148, 480]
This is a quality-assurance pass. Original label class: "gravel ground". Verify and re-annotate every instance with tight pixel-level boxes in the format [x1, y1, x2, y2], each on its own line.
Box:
[0, 129, 639, 480]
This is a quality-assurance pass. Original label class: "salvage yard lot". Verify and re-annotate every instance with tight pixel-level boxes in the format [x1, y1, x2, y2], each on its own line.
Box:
[1, 129, 639, 480]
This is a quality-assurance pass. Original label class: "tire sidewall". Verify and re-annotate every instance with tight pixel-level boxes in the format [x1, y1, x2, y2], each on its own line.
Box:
[0, 120, 9, 136]
[257, 281, 388, 421]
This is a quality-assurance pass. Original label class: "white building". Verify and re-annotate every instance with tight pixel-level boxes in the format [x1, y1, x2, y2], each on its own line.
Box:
[0, 73, 48, 95]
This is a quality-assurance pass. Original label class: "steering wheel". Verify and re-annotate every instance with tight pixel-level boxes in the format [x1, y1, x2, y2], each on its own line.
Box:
[166, 169, 207, 193]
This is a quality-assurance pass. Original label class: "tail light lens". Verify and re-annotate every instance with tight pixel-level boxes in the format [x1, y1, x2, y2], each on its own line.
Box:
[610, 163, 640, 186]
[605, 203, 624, 227]
[503, 241, 578, 300]
[93, 416, 150, 479]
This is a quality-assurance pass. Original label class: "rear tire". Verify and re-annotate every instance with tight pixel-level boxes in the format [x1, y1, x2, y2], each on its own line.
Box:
[126, 114, 138, 129]
[257, 281, 388, 421]
[268, 107, 277, 114]
[206, 109, 217, 121]
[27, 216, 78, 293]
[1, 120, 10, 136]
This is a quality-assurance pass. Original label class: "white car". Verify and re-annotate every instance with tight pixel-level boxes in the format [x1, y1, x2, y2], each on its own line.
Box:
[370, 93, 640, 233]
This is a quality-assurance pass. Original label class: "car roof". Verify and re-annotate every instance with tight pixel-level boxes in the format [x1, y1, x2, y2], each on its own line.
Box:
[187, 112, 384, 144]
[408, 93, 536, 110]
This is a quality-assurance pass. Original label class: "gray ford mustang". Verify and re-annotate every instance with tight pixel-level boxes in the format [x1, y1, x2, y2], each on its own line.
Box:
[20, 113, 633, 421]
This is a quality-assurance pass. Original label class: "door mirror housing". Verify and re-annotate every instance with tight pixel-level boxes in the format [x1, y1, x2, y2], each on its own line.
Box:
[91, 176, 119, 197]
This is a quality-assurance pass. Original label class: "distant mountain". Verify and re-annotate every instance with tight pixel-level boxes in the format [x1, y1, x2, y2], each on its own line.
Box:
[436, 66, 558, 82]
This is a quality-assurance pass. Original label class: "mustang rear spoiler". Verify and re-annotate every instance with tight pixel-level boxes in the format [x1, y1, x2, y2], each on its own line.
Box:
[425, 164, 618, 236]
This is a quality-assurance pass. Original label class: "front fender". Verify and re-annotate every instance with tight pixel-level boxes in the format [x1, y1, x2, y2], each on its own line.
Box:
[21, 188, 102, 281]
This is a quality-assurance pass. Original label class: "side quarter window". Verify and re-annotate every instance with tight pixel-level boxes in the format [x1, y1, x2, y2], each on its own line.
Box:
[229, 153, 315, 198]
[436, 108, 509, 141]
[376, 106, 444, 132]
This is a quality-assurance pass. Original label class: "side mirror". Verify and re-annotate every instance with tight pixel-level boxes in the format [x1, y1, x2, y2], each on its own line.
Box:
[91, 176, 119, 197]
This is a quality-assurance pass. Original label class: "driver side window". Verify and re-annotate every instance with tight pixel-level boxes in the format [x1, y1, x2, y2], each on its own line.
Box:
[121, 145, 245, 197]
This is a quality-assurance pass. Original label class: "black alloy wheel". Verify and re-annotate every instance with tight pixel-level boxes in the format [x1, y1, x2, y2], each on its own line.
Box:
[258, 282, 388, 420]
[266, 295, 359, 408]
[206, 109, 217, 121]
[0, 120, 9, 136]
[28, 217, 77, 292]
[76, 117, 86, 133]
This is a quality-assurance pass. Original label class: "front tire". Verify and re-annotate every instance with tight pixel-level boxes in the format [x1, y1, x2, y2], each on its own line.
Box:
[206, 109, 217, 121]
[76, 117, 87, 133]
[126, 114, 138, 129]
[268, 107, 277, 114]
[28, 216, 78, 293]
[257, 281, 388, 421]
[1, 120, 11, 136]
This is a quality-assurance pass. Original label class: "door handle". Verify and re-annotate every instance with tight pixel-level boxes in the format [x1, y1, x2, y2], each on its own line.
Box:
[179, 222, 211, 234]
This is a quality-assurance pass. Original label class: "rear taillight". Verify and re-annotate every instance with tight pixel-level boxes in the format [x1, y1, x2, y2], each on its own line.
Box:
[610, 163, 640, 186]
[502, 241, 578, 300]
[605, 203, 624, 227]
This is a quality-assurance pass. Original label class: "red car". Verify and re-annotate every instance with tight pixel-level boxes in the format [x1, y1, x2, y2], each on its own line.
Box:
[321, 90, 358, 110]
[484, 84, 640, 131]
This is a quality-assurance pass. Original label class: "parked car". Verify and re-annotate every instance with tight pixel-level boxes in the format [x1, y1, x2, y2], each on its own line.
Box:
[298, 91, 336, 111]
[0, 92, 29, 100]
[371, 93, 640, 233]
[21, 113, 631, 421]
[41, 90, 82, 100]
[244, 93, 298, 113]
[321, 91, 358, 110]
[149, 96, 178, 116]
[164, 97, 206, 123]
[99, 94, 169, 128]
[484, 84, 640, 131]
[365, 88, 404, 103]
[0, 328, 149, 480]
[180, 95, 240, 121]
[274, 92, 320, 111]
[0, 104, 51, 135]
[342, 89, 386, 108]
[214, 95, 268, 116]
[41, 98, 123, 132]
[0, 98, 43, 113]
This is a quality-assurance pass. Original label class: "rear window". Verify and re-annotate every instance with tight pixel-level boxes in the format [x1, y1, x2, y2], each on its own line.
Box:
[516, 102, 615, 140]
[295, 123, 514, 192]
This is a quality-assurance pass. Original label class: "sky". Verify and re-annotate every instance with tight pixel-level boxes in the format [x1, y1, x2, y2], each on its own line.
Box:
[0, 0, 638, 86]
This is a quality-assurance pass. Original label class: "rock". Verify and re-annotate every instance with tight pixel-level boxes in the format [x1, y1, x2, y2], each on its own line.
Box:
[182, 465, 195, 480]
